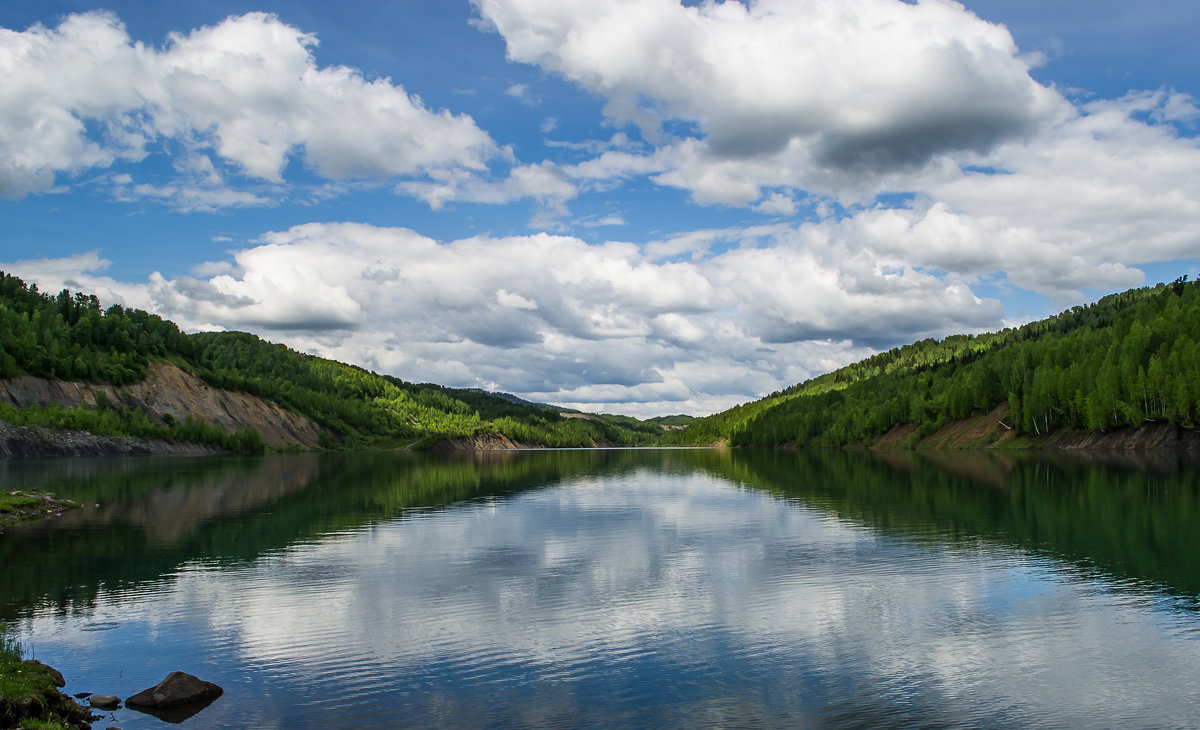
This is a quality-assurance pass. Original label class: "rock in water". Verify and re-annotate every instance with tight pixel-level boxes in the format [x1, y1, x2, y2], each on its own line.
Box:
[125, 671, 223, 709]
[89, 694, 121, 710]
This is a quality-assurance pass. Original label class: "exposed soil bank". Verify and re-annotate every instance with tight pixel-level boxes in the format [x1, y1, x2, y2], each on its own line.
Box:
[871, 404, 1200, 451]
[0, 362, 326, 449]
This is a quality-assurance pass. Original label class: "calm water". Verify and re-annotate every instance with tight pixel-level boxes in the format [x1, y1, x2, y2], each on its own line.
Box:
[3, 448, 1200, 728]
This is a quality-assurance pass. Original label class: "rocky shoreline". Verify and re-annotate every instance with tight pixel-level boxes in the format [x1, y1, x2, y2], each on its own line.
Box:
[0, 420, 225, 459]
[1, 659, 223, 729]
[0, 659, 94, 730]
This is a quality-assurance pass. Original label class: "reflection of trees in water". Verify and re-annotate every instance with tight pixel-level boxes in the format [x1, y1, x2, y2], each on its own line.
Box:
[2, 447, 1198, 620]
[0, 450, 664, 619]
[721, 449, 1200, 605]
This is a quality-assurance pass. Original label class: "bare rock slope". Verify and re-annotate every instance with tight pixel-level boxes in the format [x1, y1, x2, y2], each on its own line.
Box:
[0, 361, 325, 449]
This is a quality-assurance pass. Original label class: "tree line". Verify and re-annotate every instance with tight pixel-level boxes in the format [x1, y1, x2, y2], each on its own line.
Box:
[666, 277, 1200, 447]
[0, 272, 660, 450]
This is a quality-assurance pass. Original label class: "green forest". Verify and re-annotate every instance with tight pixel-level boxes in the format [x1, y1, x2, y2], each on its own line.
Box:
[0, 272, 662, 451]
[3, 271, 1199, 453]
[664, 277, 1200, 447]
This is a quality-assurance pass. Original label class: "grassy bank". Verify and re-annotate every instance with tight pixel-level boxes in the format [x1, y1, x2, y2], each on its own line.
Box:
[0, 626, 92, 729]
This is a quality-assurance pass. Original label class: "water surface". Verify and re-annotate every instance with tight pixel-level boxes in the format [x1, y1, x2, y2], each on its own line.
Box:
[2, 449, 1199, 728]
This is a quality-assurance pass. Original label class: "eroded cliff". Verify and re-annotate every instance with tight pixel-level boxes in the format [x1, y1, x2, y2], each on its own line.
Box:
[0, 361, 326, 449]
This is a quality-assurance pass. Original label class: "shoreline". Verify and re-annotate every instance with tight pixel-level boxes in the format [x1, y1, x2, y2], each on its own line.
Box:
[0, 419, 225, 459]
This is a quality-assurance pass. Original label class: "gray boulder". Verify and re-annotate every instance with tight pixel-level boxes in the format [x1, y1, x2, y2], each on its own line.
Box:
[89, 694, 121, 710]
[125, 671, 223, 709]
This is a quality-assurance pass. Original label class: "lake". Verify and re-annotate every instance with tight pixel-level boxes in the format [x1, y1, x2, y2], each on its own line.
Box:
[3, 448, 1200, 728]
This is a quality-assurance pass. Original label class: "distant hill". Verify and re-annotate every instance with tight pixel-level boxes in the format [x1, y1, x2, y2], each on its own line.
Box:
[0, 272, 664, 452]
[464, 388, 556, 410]
[647, 414, 696, 425]
[663, 277, 1200, 448]
[5, 271, 1198, 455]
[646, 414, 696, 430]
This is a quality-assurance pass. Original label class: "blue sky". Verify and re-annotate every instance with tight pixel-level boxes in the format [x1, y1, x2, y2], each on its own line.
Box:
[2, 0, 1198, 417]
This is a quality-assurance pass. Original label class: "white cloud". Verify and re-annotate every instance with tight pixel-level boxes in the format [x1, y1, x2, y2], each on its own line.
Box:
[397, 161, 577, 212]
[467, 0, 1200, 299]
[0, 11, 497, 201]
[504, 82, 538, 105]
[2, 222, 1002, 417]
[753, 192, 798, 216]
[821, 91, 1200, 298]
[474, 0, 1061, 203]
[0, 12, 151, 198]
[575, 214, 627, 228]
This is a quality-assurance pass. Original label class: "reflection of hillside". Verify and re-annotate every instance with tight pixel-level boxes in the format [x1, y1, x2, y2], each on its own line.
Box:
[60, 455, 324, 544]
[872, 449, 1020, 490]
[718, 449, 1200, 602]
[0, 449, 663, 620]
[5, 448, 1198, 621]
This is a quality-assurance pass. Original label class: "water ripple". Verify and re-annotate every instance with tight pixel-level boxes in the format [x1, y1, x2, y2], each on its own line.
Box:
[9, 452, 1200, 729]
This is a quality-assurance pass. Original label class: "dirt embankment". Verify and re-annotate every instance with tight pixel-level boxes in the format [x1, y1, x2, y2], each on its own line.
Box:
[429, 433, 544, 452]
[0, 361, 327, 451]
[870, 403, 1200, 451]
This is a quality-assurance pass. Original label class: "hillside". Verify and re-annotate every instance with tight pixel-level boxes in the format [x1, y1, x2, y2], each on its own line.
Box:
[665, 277, 1200, 449]
[5, 271, 1200, 455]
[0, 272, 663, 452]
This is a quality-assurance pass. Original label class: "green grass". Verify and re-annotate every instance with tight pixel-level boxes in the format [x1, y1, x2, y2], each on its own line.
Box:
[0, 493, 43, 515]
[1, 629, 54, 709]
[16, 718, 69, 730]
[0, 491, 81, 529]
[1, 625, 85, 730]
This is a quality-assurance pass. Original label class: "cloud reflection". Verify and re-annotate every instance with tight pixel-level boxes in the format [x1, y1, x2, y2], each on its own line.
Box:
[19, 459, 1200, 728]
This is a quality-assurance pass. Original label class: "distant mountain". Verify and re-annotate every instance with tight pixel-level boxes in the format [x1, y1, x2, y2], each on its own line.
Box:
[464, 388, 558, 411]
[646, 414, 697, 425]
[663, 277, 1200, 449]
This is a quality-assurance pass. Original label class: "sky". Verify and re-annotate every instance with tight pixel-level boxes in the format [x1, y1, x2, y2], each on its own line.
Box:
[1, 0, 1198, 418]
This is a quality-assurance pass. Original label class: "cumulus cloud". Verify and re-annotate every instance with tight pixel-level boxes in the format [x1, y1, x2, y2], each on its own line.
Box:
[397, 161, 578, 215]
[817, 91, 1200, 298]
[0, 11, 497, 201]
[468, 1, 1200, 298]
[473, 0, 1061, 201]
[3, 222, 1003, 417]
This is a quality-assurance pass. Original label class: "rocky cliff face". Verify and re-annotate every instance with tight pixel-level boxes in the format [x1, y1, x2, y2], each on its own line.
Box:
[429, 432, 542, 451]
[0, 361, 326, 449]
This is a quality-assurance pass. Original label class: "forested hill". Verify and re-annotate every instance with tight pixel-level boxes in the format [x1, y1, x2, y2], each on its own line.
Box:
[664, 277, 1200, 448]
[0, 273, 663, 451]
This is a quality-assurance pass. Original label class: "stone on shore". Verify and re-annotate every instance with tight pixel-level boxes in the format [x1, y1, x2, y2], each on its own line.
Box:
[125, 671, 223, 709]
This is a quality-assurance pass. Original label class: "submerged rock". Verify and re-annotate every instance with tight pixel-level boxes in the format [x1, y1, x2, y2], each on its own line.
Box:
[126, 671, 223, 709]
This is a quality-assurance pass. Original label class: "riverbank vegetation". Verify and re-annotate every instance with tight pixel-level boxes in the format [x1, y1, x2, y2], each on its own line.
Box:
[665, 277, 1200, 448]
[1, 624, 90, 729]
